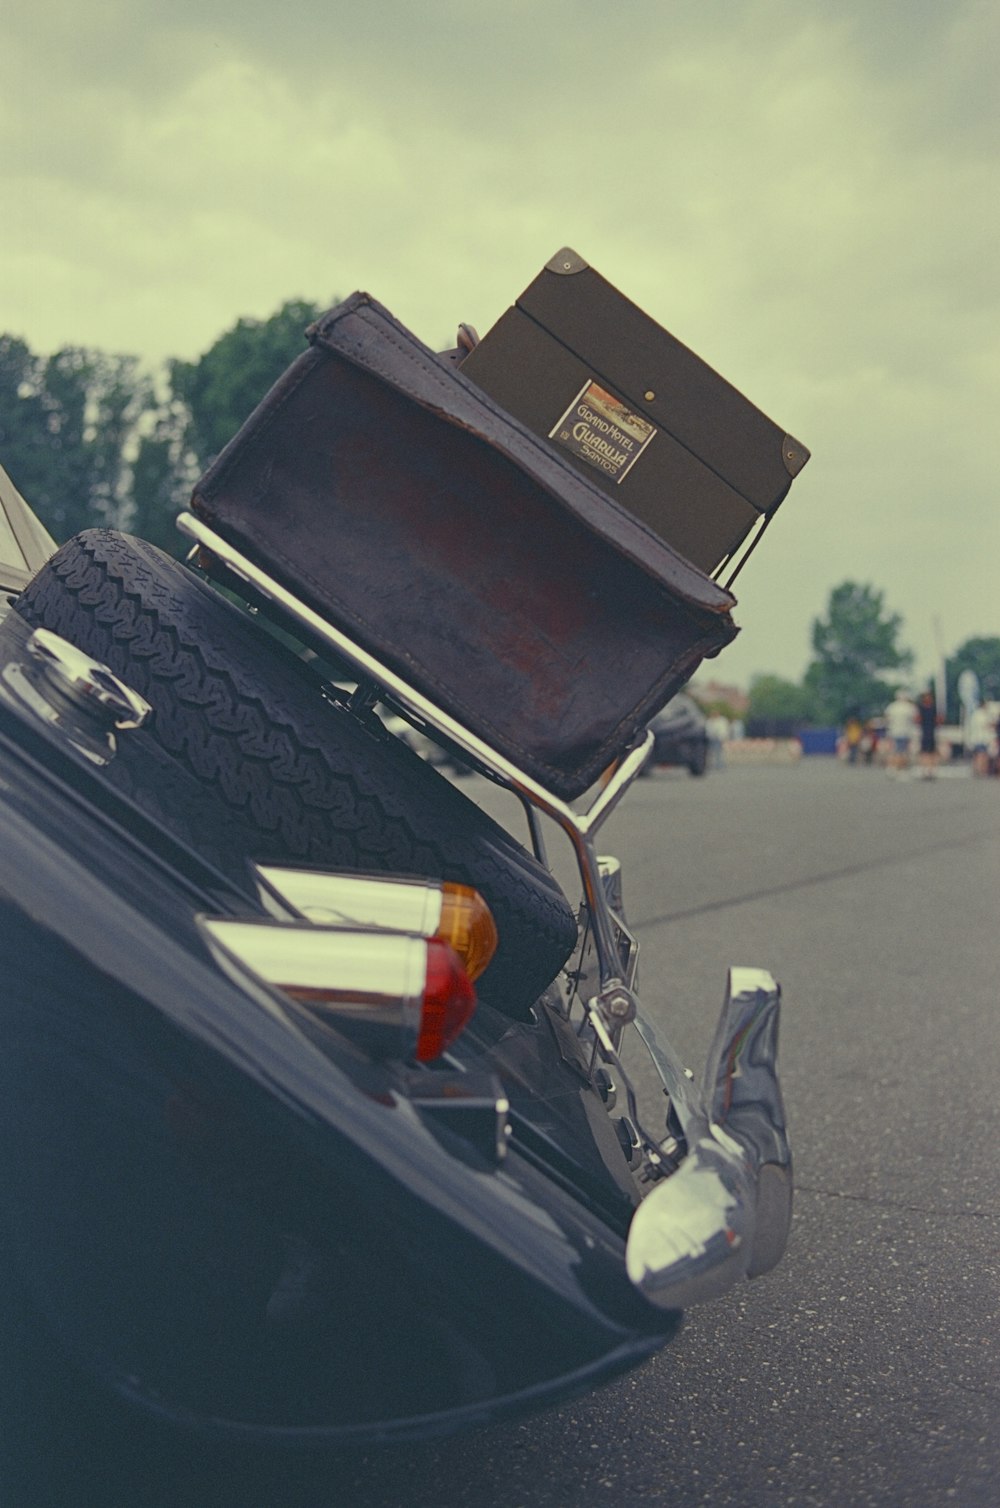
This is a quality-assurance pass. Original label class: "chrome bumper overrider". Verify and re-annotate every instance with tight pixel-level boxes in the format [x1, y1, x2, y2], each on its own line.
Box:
[626, 967, 792, 1309]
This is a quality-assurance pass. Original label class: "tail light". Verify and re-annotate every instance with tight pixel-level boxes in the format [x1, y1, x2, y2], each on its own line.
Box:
[434, 883, 498, 984]
[418, 939, 477, 1060]
[200, 918, 476, 1062]
[254, 867, 498, 983]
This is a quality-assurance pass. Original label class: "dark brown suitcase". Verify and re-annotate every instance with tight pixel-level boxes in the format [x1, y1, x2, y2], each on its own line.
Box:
[191, 292, 739, 800]
[460, 249, 809, 575]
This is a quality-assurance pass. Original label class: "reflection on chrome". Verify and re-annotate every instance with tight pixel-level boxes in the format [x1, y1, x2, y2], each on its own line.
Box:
[704, 967, 791, 1278]
[199, 917, 425, 1035]
[626, 967, 792, 1308]
[0, 622, 152, 765]
[27, 627, 151, 729]
[626, 1134, 754, 1308]
[256, 867, 443, 935]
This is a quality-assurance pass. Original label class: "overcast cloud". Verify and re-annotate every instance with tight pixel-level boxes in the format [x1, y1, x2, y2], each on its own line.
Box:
[3, 0, 997, 687]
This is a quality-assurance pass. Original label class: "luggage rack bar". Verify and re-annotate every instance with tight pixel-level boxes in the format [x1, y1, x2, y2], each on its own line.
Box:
[176, 513, 649, 1030]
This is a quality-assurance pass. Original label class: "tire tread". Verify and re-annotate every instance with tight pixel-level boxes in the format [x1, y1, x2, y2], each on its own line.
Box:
[16, 531, 577, 1012]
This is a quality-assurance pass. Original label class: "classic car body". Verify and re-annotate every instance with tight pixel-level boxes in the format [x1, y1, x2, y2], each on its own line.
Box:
[0, 457, 792, 1450]
[0, 613, 790, 1449]
[0, 607, 671, 1441]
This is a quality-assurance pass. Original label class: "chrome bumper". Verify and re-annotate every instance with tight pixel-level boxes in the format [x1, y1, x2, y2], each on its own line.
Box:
[626, 967, 792, 1309]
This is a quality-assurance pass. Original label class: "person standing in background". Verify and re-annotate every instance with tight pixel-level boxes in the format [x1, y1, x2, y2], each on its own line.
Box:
[967, 700, 995, 777]
[884, 689, 916, 775]
[705, 711, 731, 769]
[916, 689, 939, 780]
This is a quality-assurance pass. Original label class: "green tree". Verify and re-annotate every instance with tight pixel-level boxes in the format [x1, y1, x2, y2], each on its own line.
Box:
[747, 674, 818, 726]
[170, 298, 326, 468]
[127, 400, 197, 555]
[1, 300, 335, 554]
[0, 335, 158, 542]
[946, 635, 1000, 713]
[804, 581, 912, 722]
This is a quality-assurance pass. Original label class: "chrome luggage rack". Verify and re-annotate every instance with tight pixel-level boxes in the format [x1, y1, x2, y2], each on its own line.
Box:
[176, 512, 792, 1261]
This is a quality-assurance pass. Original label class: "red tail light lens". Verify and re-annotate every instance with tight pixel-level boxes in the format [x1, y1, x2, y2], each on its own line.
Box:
[418, 940, 477, 1061]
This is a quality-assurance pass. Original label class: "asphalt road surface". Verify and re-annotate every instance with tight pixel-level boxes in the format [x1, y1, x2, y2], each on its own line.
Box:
[340, 755, 1000, 1508]
[14, 755, 1000, 1507]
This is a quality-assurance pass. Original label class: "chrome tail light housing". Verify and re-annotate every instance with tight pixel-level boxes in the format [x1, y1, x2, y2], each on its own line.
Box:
[200, 917, 476, 1062]
[254, 867, 498, 983]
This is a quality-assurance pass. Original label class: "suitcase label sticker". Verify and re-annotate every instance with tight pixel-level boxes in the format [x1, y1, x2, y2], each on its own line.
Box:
[549, 379, 657, 484]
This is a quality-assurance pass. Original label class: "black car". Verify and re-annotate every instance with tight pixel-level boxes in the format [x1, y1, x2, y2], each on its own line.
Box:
[0, 482, 791, 1491]
[643, 692, 710, 776]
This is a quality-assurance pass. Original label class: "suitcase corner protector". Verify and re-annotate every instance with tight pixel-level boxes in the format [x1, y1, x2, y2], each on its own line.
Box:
[782, 435, 810, 477]
[545, 248, 590, 276]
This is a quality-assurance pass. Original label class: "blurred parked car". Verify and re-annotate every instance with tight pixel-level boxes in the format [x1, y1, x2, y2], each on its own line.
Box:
[642, 692, 709, 776]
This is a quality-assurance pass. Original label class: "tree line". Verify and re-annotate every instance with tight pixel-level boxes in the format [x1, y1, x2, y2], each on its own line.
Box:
[0, 299, 325, 554]
[747, 582, 999, 730]
[2, 299, 997, 726]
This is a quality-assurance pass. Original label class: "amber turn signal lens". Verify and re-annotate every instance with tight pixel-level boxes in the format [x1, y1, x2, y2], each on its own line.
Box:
[436, 883, 498, 983]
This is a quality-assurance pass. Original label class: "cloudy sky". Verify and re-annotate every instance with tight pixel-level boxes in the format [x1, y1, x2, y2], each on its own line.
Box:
[4, 0, 997, 688]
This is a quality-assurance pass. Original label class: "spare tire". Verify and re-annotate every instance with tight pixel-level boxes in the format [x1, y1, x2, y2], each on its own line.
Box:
[16, 531, 578, 1016]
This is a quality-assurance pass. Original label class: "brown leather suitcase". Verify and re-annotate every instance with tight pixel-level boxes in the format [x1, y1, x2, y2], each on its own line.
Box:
[460, 249, 809, 575]
[191, 292, 740, 799]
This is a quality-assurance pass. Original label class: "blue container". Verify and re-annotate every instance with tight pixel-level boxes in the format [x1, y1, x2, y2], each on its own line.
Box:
[798, 727, 839, 756]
